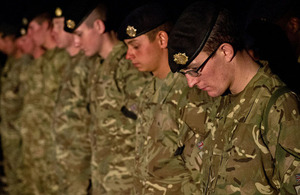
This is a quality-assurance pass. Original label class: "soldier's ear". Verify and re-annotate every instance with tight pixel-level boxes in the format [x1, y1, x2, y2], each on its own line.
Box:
[157, 31, 168, 49]
[94, 19, 105, 34]
[220, 43, 234, 62]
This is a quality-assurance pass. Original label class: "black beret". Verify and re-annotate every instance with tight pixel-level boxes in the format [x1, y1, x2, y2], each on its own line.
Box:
[117, 3, 169, 40]
[0, 21, 22, 38]
[63, 0, 99, 33]
[51, 1, 68, 19]
[18, 17, 30, 36]
[168, 0, 219, 73]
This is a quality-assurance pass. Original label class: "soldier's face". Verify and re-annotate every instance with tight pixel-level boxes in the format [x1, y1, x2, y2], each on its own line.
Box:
[52, 17, 74, 49]
[16, 35, 35, 55]
[0, 36, 5, 52]
[124, 34, 162, 72]
[184, 49, 230, 97]
[74, 22, 101, 56]
[2, 36, 16, 55]
[27, 20, 47, 47]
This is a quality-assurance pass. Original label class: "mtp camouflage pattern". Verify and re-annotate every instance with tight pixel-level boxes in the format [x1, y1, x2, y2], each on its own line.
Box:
[135, 71, 214, 195]
[196, 64, 300, 194]
[0, 55, 32, 195]
[88, 41, 151, 194]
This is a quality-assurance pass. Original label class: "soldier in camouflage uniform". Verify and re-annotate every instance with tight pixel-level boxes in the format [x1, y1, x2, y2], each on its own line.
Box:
[168, 1, 300, 194]
[13, 19, 45, 195]
[19, 9, 70, 194]
[0, 22, 33, 195]
[64, 1, 151, 194]
[51, 5, 97, 194]
[0, 30, 7, 195]
[118, 3, 214, 194]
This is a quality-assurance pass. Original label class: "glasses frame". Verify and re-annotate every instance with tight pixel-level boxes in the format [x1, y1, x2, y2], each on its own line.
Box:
[179, 47, 219, 77]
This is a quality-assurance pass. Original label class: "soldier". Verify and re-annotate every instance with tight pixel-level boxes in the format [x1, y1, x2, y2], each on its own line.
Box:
[51, 4, 96, 195]
[118, 3, 214, 194]
[63, 0, 151, 194]
[0, 20, 33, 195]
[168, 1, 300, 194]
[17, 18, 45, 99]
[19, 7, 70, 194]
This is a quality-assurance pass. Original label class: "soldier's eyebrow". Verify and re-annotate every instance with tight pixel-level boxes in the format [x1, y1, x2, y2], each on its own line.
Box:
[187, 61, 200, 69]
[74, 30, 82, 35]
[125, 39, 137, 45]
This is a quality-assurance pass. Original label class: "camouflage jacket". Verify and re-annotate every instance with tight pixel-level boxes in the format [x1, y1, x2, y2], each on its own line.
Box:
[89, 41, 151, 194]
[135, 72, 214, 194]
[197, 64, 300, 194]
[20, 47, 70, 194]
[53, 51, 96, 194]
[1, 55, 31, 123]
[0, 55, 32, 195]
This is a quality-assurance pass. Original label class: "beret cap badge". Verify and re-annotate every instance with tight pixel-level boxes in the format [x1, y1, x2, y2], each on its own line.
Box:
[126, 25, 137, 37]
[66, 19, 76, 29]
[55, 7, 63, 17]
[22, 17, 28, 26]
[20, 28, 26, 36]
[173, 53, 188, 65]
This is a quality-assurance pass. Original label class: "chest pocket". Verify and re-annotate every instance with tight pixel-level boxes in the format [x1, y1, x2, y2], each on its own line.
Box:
[209, 123, 274, 194]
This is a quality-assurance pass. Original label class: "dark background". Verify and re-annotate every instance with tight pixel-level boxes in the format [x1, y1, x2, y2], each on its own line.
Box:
[0, 0, 286, 28]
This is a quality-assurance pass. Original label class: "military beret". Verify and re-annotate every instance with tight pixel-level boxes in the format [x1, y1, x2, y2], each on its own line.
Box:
[52, 3, 67, 19]
[117, 3, 169, 40]
[168, 0, 220, 73]
[19, 17, 29, 36]
[63, 0, 99, 33]
[0, 22, 21, 38]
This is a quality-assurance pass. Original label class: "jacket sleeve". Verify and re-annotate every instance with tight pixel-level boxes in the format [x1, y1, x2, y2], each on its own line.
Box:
[267, 92, 300, 194]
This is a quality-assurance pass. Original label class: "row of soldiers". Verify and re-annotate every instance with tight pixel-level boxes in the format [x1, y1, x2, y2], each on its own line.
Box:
[0, 0, 300, 194]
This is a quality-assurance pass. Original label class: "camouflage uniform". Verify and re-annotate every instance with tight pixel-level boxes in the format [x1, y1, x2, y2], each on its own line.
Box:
[20, 47, 69, 195]
[135, 71, 214, 195]
[53, 51, 96, 195]
[0, 55, 32, 195]
[17, 55, 44, 195]
[89, 41, 150, 195]
[197, 64, 300, 194]
[180, 87, 216, 194]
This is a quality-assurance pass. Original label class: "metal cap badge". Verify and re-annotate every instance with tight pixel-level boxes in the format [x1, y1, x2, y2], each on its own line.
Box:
[22, 18, 28, 26]
[66, 19, 75, 29]
[126, 25, 137, 37]
[173, 53, 188, 65]
[20, 28, 26, 35]
[55, 7, 63, 17]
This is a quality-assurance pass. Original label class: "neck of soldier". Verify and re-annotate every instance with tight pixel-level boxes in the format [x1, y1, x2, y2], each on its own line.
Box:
[43, 31, 57, 50]
[98, 31, 119, 59]
[33, 46, 45, 59]
[229, 49, 261, 95]
[66, 44, 80, 57]
[152, 50, 170, 79]
[14, 48, 23, 59]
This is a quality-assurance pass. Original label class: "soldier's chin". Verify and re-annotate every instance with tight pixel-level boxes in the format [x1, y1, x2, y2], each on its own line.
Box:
[206, 89, 220, 97]
[57, 44, 65, 49]
[84, 50, 95, 57]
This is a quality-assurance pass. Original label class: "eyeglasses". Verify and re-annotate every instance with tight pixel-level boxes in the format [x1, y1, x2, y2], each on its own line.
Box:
[179, 47, 218, 77]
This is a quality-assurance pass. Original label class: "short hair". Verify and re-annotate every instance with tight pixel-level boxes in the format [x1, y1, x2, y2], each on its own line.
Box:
[85, 3, 108, 29]
[145, 22, 173, 42]
[33, 12, 53, 29]
[203, 8, 244, 53]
